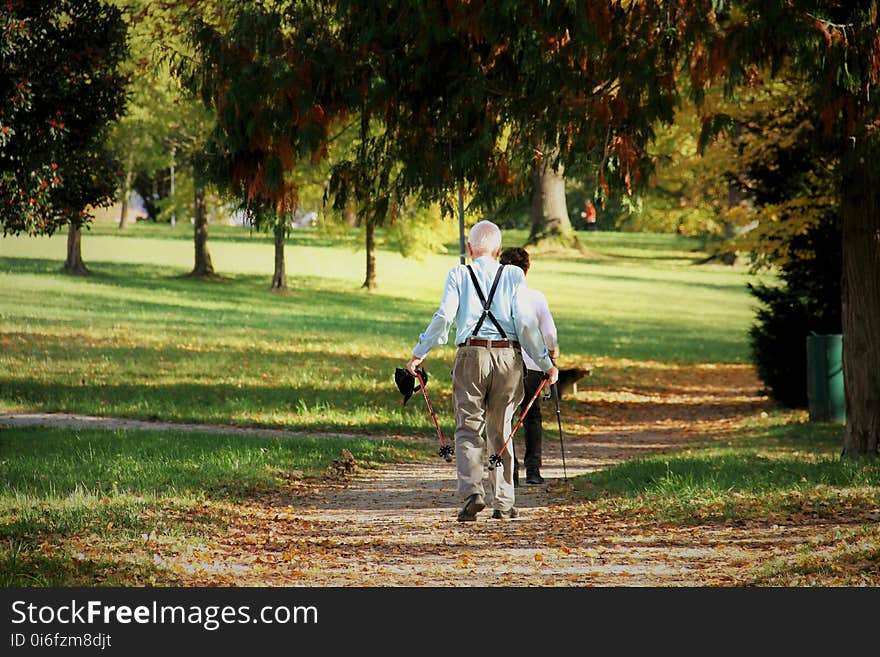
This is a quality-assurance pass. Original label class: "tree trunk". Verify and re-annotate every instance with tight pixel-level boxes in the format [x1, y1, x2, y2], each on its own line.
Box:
[840, 138, 880, 457]
[527, 155, 580, 250]
[718, 185, 743, 265]
[118, 153, 134, 229]
[344, 193, 358, 226]
[118, 193, 129, 229]
[271, 223, 287, 291]
[362, 217, 376, 289]
[170, 147, 177, 229]
[189, 169, 215, 278]
[62, 222, 89, 275]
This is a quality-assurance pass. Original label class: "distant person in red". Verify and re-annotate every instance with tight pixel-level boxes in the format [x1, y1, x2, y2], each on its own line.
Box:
[582, 200, 598, 231]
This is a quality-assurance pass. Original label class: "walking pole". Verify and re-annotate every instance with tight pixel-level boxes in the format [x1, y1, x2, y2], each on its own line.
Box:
[551, 380, 568, 482]
[488, 373, 550, 469]
[413, 368, 454, 462]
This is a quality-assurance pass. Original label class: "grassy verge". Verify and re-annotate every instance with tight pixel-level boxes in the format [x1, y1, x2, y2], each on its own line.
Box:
[0, 426, 432, 586]
[0, 224, 759, 433]
[571, 411, 880, 584]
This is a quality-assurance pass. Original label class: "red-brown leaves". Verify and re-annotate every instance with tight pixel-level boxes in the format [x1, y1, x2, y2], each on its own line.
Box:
[689, 40, 708, 91]
[610, 134, 639, 195]
[871, 35, 880, 86]
[543, 28, 571, 54]
[588, 2, 612, 44]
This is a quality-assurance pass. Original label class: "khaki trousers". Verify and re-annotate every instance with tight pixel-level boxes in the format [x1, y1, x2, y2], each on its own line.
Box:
[452, 344, 524, 511]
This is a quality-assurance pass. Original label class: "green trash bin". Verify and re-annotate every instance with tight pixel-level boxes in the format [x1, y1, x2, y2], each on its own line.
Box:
[806, 333, 846, 422]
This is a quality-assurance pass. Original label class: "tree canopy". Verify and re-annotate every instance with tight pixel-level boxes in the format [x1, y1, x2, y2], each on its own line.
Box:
[0, 0, 128, 237]
[175, 0, 880, 454]
[686, 1, 880, 456]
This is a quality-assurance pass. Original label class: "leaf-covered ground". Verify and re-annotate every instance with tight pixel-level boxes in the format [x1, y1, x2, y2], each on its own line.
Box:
[6, 362, 877, 586]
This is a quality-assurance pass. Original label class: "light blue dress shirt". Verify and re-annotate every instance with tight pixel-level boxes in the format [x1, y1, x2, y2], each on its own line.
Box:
[412, 255, 553, 371]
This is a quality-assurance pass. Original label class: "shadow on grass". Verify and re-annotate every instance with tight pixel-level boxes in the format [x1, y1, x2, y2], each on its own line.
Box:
[5, 302, 756, 452]
[0, 347, 455, 436]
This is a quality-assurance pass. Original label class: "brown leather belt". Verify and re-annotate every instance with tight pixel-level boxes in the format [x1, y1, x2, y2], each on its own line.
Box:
[458, 338, 520, 349]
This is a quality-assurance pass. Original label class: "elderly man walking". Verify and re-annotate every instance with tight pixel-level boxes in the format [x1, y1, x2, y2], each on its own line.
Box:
[407, 220, 558, 522]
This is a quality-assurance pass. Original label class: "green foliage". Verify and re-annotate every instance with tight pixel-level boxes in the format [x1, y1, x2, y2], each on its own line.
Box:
[622, 85, 737, 239]
[384, 201, 457, 261]
[324, 1, 698, 214]
[179, 1, 726, 237]
[109, 0, 217, 225]
[0, 0, 129, 236]
[628, 75, 845, 408]
[719, 82, 839, 269]
[696, 80, 845, 408]
[181, 1, 342, 212]
[748, 218, 842, 408]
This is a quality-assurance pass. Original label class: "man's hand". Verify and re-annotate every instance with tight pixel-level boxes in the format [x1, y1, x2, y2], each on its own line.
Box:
[550, 346, 560, 360]
[406, 356, 424, 376]
[546, 365, 559, 385]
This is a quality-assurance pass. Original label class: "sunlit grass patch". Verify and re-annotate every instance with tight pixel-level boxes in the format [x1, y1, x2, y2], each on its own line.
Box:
[0, 426, 432, 499]
[1, 226, 761, 434]
[0, 425, 432, 586]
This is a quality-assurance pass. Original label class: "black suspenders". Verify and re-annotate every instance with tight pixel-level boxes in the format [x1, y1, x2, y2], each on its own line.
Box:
[466, 264, 507, 339]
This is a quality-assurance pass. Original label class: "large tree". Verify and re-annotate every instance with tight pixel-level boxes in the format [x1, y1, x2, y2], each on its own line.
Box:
[123, 0, 219, 278]
[674, 1, 880, 455]
[0, 0, 128, 274]
[179, 1, 348, 289]
[528, 154, 577, 250]
[326, 2, 671, 224]
[183, 2, 450, 291]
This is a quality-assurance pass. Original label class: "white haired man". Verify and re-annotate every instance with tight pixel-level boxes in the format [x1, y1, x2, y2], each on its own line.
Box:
[407, 220, 558, 522]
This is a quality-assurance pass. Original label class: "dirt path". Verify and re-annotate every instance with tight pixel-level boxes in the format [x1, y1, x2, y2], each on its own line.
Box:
[7, 364, 862, 586]
[175, 424, 802, 586]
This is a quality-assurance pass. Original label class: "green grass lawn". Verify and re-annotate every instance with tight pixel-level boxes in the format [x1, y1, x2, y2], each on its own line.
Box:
[0, 425, 431, 586]
[13, 221, 840, 586]
[0, 222, 760, 433]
